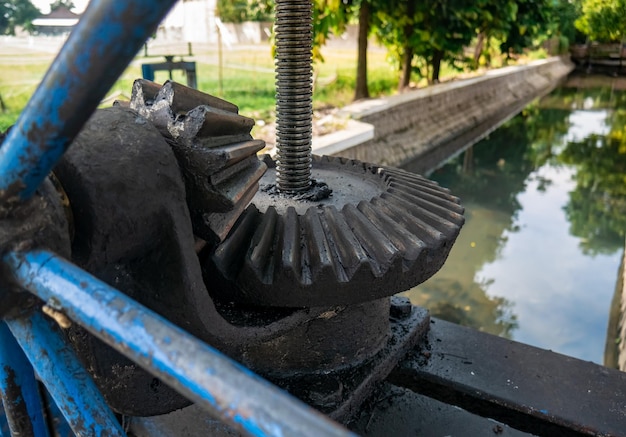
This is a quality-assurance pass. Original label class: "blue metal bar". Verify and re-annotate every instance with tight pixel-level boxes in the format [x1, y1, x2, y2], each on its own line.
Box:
[0, 0, 177, 201]
[43, 388, 72, 437]
[0, 405, 9, 437]
[4, 249, 356, 437]
[5, 311, 126, 437]
[0, 322, 49, 437]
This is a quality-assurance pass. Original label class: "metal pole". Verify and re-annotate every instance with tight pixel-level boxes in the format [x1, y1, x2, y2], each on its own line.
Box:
[274, 0, 313, 193]
[0, 0, 178, 201]
[0, 323, 49, 437]
[4, 249, 356, 437]
[6, 313, 126, 437]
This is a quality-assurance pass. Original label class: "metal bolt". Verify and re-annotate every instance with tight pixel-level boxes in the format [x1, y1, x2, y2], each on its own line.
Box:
[390, 296, 413, 320]
[274, 0, 313, 193]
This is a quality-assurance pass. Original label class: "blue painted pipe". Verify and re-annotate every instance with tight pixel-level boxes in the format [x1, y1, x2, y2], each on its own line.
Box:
[5, 250, 356, 437]
[6, 312, 126, 436]
[0, 0, 177, 200]
[43, 389, 73, 437]
[0, 322, 49, 437]
[0, 405, 9, 437]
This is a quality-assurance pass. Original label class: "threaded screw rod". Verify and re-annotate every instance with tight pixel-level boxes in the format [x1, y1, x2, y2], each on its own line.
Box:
[275, 0, 313, 193]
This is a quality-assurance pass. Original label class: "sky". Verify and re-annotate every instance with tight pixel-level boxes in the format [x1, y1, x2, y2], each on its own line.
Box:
[30, 0, 90, 14]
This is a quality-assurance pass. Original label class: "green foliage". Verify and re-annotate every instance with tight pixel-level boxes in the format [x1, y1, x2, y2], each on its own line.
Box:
[576, 0, 626, 42]
[499, 0, 555, 56]
[537, 85, 626, 255]
[312, 0, 353, 61]
[50, 0, 75, 12]
[559, 114, 626, 255]
[551, 0, 584, 46]
[0, 0, 40, 35]
[217, 0, 274, 23]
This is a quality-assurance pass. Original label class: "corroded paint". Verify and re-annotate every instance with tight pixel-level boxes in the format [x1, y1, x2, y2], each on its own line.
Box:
[6, 312, 125, 436]
[0, 322, 49, 437]
[5, 249, 356, 437]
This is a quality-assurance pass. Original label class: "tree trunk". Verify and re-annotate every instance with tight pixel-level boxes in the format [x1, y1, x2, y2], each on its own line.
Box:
[399, 45, 413, 91]
[473, 31, 486, 68]
[431, 49, 443, 83]
[398, 0, 416, 91]
[354, 0, 370, 100]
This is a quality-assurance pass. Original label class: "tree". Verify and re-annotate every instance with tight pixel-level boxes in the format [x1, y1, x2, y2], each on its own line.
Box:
[312, 0, 351, 60]
[310, 0, 372, 100]
[375, 0, 480, 86]
[576, 0, 626, 42]
[50, 0, 75, 12]
[412, 0, 477, 83]
[217, 0, 274, 23]
[354, 0, 371, 99]
[549, 0, 584, 49]
[217, 0, 250, 23]
[0, 0, 40, 35]
[559, 116, 626, 255]
[469, 0, 518, 68]
[500, 0, 556, 57]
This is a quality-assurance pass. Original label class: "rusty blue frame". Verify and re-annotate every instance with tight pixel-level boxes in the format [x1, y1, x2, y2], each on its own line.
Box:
[0, 1, 354, 436]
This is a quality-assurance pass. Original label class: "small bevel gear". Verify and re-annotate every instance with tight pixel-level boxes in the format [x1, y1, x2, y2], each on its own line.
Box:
[128, 79, 267, 245]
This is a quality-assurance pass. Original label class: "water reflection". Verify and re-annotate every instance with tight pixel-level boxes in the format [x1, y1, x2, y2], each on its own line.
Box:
[403, 75, 625, 364]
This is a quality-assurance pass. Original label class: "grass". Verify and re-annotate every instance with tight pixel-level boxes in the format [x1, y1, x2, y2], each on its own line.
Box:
[0, 38, 546, 132]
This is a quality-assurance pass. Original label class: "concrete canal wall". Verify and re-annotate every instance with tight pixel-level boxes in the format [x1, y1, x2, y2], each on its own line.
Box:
[606, 243, 626, 371]
[312, 57, 574, 173]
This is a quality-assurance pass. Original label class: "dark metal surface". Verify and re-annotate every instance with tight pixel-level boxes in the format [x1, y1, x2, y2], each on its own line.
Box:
[388, 318, 626, 436]
[350, 382, 534, 437]
[274, 0, 313, 192]
[4, 250, 357, 437]
[210, 155, 465, 307]
[130, 304, 430, 436]
[51, 105, 405, 419]
[271, 302, 430, 423]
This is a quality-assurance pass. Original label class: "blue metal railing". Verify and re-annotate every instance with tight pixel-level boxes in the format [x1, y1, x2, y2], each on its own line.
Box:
[0, 1, 355, 435]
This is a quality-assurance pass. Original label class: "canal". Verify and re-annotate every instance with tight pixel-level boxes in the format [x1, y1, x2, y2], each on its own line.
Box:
[403, 74, 626, 367]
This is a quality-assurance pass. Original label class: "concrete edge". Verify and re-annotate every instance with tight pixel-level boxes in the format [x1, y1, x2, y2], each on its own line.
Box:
[305, 57, 569, 159]
[311, 119, 374, 156]
[340, 58, 565, 119]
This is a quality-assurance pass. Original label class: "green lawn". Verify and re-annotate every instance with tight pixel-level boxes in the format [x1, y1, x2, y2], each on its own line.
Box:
[0, 39, 544, 132]
[0, 42, 403, 131]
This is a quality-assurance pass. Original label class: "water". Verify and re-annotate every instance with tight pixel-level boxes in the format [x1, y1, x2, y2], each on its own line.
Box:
[403, 75, 626, 366]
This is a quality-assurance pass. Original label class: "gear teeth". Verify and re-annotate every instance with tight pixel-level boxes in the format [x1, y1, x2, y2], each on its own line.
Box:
[388, 180, 464, 214]
[169, 105, 255, 143]
[303, 207, 338, 282]
[342, 204, 398, 277]
[209, 156, 464, 307]
[320, 205, 370, 282]
[130, 79, 161, 116]
[247, 206, 279, 284]
[157, 80, 238, 114]
[213, 205, 261, 279]
[280, 207, 304, 283]
[356, 201, 426, 271]
[386, 187, 464, 227]
[129, 79, 267, 245]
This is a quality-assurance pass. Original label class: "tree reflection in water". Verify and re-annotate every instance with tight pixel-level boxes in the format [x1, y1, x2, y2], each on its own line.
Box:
[403, 75, 626, 350]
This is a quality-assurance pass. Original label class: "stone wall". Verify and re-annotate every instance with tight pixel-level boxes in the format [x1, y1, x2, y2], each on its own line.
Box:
[315, 57, 574, 173]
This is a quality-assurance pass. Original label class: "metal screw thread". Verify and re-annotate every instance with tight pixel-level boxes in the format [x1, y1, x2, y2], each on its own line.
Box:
[275, 0, 313, 193]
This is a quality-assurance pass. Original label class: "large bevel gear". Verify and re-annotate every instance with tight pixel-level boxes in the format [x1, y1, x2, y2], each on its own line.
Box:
[209, 155, 464, 308]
